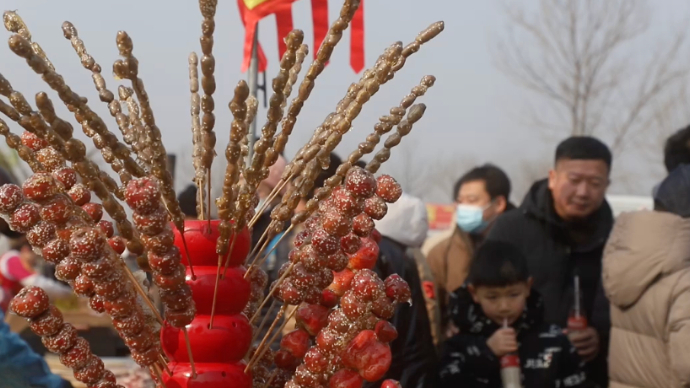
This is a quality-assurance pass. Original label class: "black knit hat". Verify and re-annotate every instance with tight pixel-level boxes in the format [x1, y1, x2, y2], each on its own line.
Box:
[655, 164, 690, 218]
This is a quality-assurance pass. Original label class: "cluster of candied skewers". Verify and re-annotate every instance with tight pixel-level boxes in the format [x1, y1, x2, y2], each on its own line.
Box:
[0, 0, 443, 386]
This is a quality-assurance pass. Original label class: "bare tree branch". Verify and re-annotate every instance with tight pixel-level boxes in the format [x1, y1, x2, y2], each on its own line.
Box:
[494, 0, 689, 157]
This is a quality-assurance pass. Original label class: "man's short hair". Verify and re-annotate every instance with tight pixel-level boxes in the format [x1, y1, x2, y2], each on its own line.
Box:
[453, 164, 511, 202]
[555, 136, 612, 170]
[663, 125, 690, 173]
[468, 241, 529, 288]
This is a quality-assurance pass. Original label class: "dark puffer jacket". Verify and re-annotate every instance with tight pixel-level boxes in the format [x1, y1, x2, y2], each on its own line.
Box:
[486, 179, 612, 386]
[439, 286, 588, 388]
[364, 236, 439, 388]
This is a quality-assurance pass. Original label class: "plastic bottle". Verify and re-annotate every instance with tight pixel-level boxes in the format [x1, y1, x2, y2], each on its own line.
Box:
[567, 274, 588, 332]
[500, 319, 522, 388]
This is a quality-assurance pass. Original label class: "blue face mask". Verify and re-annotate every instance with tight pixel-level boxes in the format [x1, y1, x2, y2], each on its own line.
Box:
[455, 204, 491, 234]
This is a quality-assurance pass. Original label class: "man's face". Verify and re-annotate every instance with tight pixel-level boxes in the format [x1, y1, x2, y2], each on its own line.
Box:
[469, 280, 532, 326]
[457, 180, 506, 221]
[548, 159, 609, 221]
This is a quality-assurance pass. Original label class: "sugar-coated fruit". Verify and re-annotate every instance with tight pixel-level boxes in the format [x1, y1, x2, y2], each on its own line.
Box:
[123, 329, 155, 352]
[10, 202, 41, 233]
[371, 296, 395, 320]
[73, 355, 105, 385]
[320, 288, 339, 308]
[274, 349, 299, 370]
[55, 257, 81, 281]
[380, 380, 402, 388]
[375, 175, 403, 203]
[293, 229, 312, 248]
[40, 195, 72, 224]
[68, 184, 91, 206]
[36, 147, 66, 172]
[331, 186, 365, 218]
[321, 210, 352, 237]
[325, 251, 348, 272]
[82, 203, 103, 223]
[164, 304, 196, 327]
[296, 304, 330, 336]
[341, 330, 392, 382]
[344, 168, 377, 199]
[329, 269, 355, 296]
[26, 221, 57, 248]
[89, 295, 106, 314]
[375, 321, 398, 343]
[125, 178, 161, 214]
[20, 131, 48, 151]
[131, 345, 160, 367]
[70, 227, 105, 262]
[341, 292, 368, 320]
[22, 173, 59, 202]
[340, 233, 361, 255]
[10, 286, 50, 318]
[316, 328, 339, 352]
[351, 213, 374, 237]
[311, 228, 339, 256]
[347, 238, 379, 270]
[73, 274, 95, 296]
[93, 272, 126, 300]
[41, 323, 78, 353]
[59, 337, 91, 369]
[280, 329, 310, 359]
[81, 257, 115, 279]
[363, 196, 387, 221]
[0, 184, 23, 213]
[107, 236, 126, 255]
[97, 220, 114, 238]
[351, 269, 384, 302]
[52, 167, 78, 190]
[42, 238, 70, 264]
[328, 369, 364, 388]
[132, 208, 168, 235]
[29, 306, 64, 336]
[384, 274, 411, 303]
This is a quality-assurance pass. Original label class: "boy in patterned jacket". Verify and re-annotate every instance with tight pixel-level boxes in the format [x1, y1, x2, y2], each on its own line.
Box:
[438, 241, 589, 388]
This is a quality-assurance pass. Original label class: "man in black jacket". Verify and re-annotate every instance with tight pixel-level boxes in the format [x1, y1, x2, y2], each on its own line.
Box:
[486, 137, 612, 387]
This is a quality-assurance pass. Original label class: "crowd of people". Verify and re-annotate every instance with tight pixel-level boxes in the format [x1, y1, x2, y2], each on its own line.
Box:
[2, 126, 690, 388]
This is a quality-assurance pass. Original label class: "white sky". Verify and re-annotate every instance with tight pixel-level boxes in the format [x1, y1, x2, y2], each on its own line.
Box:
[1, 0, 689, 203]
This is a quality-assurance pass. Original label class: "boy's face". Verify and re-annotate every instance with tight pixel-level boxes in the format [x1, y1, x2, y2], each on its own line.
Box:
[469, 279, 532, 326]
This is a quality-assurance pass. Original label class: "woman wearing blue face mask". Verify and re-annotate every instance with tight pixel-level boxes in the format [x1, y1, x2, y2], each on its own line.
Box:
[426, 164, 514, 341]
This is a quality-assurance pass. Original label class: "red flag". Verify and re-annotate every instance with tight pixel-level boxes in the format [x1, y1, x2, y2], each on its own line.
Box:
[237, 0, 364, 73]
[350, 0, 364, 73]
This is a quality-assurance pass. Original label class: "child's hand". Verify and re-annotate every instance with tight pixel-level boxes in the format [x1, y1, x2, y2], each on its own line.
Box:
[487, 328, 518, 357]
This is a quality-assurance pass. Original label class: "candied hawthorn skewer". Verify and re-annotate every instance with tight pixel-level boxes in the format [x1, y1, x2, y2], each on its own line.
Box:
[61, 22, 140, 188]
[6, 30, 148, 189]
[125, 177, 198, 377]
[254, 21, 442, 234]
[0, 71, 149, 272]
[188, 52, 206, 220]
[2, 11, 54, 70]
[112, 31, 195, 277]
[196, 0, 220, 222]
[249, 41, 403, 265]
[10, 287, 127, 388]
[0, 178, 161, 369]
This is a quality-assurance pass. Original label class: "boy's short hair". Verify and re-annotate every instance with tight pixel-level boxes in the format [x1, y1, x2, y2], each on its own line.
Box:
[468, 241, 529, 287]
